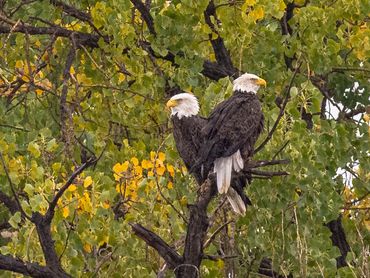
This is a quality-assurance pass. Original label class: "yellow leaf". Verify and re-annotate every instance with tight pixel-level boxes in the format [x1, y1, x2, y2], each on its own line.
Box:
[70, 66, 75, 75]
[158, 152, 166, 162]
[180, 196, 187, 206]
[134, 165, 143, 176]
[35, 89, 43, 95]
[279, 0, 286, 11]
[167, 164, 175, 177]
[15, 60, 23, 68]
[113, 161, 129, 174]
[167, 181, 173, 189]
[83, 243, 92, 253]
[364, 114, 369, 122]
[244, 0, 256, 6]
[181, 166, 188, 174]
[250, 6, 264, 22]
[141, 159, 153, 169]
[118, 73, 126, 83]
[156, 165, 166, 176]
[21, 75, 30, 83]
[150, 151, 156, 161]
[35, 40, 41, 47]
[68, 184, 77, 192]
[84, 176, 93, 188]
[148, 170, 154, 177]
[62, 207, 69, 218]
[116, 184, 122, 193]
[131, 157, 139, 166]
[102, 201, 110, 209]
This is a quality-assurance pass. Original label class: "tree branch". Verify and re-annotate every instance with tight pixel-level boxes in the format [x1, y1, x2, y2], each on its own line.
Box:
[49, 0, 91, 22]
[130, 0, 156, 35]
[0, 254, 63, 277]
[0, 191, 20, 214]
[0, 152, 31, 220]
[130, 223, 183, 269]
[204, 1, 237, 75]
[0, 14, 101, 47]
[255, 64, 301, 153]
[44, 157, 96, 222]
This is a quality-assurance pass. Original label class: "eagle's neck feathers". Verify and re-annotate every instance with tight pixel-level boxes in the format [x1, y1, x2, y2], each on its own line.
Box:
[233, 82, 258, 94]
[171, 101, 199, 119]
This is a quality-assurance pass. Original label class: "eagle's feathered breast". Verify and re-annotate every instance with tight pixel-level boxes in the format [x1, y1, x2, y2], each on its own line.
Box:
[199, 90, 264, 165]
[172, 115, 207, 184]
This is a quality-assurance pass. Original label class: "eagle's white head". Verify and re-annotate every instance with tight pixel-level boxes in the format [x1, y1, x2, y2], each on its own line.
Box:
[233, 73, 267, 93]
[166, 93, 199, 119]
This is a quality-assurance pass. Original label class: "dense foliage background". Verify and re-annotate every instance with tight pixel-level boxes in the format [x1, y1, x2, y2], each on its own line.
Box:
[0, 0, 369, 277]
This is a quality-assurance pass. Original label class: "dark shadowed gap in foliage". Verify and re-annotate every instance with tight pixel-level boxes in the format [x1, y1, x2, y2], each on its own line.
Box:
[258, 257, 293, 278]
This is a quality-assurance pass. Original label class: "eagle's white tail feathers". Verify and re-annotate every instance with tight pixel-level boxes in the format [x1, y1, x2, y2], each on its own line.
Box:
[214, 150, 244, 194]
[214, 156, 232, 194]
[227, 187, 246, 215]
[232, 150, 244, 172]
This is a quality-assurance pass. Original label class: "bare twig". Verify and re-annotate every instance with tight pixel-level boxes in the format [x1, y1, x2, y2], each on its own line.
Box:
[45, 157, 97, 222]
[130, 223, 183, 269]
[203, 220, 233, 249]
[0, 152, 31, 220]
[255, 65, 301, 153]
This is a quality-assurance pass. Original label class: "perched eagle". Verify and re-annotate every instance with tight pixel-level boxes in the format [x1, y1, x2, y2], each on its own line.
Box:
[194, 73, 266, 214]
[166, 93, 252, 214]
[166, 93, 206, 184]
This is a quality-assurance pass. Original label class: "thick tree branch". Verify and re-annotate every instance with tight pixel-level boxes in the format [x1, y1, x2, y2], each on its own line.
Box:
[130, 0, 156, 35]
[0, 14, 101, 47]
[0, 254, 64, 278]
[130, 223, 183, 269]
[204, 1, 237, 76]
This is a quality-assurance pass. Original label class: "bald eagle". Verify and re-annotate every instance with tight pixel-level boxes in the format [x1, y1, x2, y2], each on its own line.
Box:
[166, 93, 251, 214]
[166, 93, 206, 184]
[194, 73, 266, 214]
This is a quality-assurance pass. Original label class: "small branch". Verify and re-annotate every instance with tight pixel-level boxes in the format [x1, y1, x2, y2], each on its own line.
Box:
[45, 157, 96, 222]
[255, 64, 301, 153]
[130, 223, 183, 269]
[0, 123, 30, 132]
[49, 0, 91, 22]
[60, 44, 76, 154]
[203, 254, 238, 261]
[344, 106, 366, 119]
[0, 14, 102, 48]
[331, 67, 370, 74]
[248, 169, 289, 177]
[272, 140, 290, 160]
[203, 220, 233, 249]
[246, 159, 290, 168]
[0, 152, 31, 220]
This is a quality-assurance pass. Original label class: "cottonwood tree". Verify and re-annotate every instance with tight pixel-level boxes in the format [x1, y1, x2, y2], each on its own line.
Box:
[0, 0, 368, 277]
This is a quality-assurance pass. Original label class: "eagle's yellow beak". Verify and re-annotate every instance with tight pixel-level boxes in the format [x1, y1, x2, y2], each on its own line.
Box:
[255, 78, 267, 87]
[166, 99, 178, 109]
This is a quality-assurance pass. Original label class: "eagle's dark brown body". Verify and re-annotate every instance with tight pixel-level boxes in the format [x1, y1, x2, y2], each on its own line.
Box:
[171, 110, 253, 207]
[171, 115, 207, 185]
[197, 90, 264, 171]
